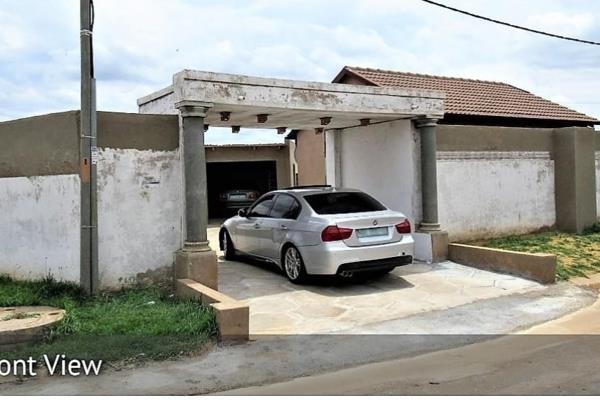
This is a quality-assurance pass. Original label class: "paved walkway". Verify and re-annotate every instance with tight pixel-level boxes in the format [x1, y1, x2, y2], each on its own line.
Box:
[209, 227, 543, 334]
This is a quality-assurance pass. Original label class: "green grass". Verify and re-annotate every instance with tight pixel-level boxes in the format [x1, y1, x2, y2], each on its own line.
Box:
[475, 224, 600, 281]
[0, 276, 217, 363]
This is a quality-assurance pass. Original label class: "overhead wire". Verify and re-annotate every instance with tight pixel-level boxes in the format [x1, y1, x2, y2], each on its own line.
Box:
[421, 0, 600, 46]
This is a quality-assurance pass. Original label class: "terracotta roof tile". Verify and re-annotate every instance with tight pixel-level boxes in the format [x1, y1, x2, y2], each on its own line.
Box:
[338, 66, 598, 123]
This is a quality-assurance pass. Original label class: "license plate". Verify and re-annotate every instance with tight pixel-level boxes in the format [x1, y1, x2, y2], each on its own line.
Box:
[357, 227, 388, 238]
[229, 194, 247, 201]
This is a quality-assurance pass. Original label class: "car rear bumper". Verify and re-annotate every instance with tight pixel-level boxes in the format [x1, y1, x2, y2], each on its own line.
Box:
[298, 234, 414, 275]
[337, 255, 413, 274]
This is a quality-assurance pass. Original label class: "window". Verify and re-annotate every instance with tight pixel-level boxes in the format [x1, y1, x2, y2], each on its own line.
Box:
[304, 192, 386, 215]
[270, 194, 301, 219]
[248, 195, 275, 217]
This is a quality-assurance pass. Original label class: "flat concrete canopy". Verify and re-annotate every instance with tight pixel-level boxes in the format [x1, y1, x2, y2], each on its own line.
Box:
[138, 70, 445, 130]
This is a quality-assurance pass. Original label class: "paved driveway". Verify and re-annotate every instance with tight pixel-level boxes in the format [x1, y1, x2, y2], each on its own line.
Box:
[208, 227, 543, 335]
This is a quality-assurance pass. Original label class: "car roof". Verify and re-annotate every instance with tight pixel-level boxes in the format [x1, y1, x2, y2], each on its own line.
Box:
[272, 187, 362, 197]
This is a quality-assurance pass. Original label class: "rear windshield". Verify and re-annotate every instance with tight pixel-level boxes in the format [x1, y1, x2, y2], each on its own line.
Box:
[304, 192, 386, 215]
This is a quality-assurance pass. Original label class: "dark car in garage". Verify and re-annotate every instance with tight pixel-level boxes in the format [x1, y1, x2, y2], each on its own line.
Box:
[218, 189, 260, 211]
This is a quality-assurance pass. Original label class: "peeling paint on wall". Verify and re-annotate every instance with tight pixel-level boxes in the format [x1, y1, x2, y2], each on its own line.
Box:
[0, 174, 80, 282]
[96, 148, 183, 289]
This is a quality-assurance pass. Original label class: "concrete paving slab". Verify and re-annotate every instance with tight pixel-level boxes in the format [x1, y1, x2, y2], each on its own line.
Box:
[208, 227, 544, 334]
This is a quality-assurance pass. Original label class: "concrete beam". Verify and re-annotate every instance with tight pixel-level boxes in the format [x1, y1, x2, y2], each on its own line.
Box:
[146, 70, 447, 130]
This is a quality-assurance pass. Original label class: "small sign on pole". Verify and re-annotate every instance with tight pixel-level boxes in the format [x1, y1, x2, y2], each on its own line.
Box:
[91, 146, 99, 165]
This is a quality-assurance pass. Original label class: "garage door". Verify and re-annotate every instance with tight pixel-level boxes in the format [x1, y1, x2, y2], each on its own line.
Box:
[207, 161, 278, 218]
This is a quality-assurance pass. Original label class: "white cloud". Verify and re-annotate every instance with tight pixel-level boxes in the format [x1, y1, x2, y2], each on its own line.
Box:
[0, 0, 598, 141]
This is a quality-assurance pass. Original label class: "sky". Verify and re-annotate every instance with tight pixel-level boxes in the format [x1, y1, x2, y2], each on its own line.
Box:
[0, 0, 599, 144]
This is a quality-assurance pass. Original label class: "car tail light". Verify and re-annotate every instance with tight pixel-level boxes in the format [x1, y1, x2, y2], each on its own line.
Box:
[321, 225, 353, 242]
[248, 192, 258, 200]
[395, 219, 411, 234]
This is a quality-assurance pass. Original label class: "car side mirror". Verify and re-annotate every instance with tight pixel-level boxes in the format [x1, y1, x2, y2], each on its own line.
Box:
[238, 208, 248, 218]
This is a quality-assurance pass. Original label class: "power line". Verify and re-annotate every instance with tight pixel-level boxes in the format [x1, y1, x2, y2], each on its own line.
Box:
[421, 0, 600, 46]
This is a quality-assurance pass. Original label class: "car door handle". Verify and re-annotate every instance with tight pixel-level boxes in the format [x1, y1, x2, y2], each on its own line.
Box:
[253, 223, 260, 229]
[280, 224, 288, 230]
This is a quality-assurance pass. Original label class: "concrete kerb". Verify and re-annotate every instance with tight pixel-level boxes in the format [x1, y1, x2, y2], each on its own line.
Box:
[176, 279, 249, 342]
[448, 243, 556, 284]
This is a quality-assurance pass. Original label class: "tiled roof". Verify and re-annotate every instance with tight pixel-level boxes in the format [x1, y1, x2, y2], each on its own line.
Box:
[335, 66, 598, 124]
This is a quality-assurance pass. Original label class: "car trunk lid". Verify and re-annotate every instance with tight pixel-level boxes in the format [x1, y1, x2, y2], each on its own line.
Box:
[324, 211, 407, 247]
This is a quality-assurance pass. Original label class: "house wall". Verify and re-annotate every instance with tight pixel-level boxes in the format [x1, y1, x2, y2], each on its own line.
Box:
[0, 111, 80, 177]
[295, 130, 326, 185]
[326, 120, 421, 224]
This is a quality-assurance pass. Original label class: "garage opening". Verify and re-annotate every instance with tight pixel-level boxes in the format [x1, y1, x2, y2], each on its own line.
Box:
[207, 161, 278, 219]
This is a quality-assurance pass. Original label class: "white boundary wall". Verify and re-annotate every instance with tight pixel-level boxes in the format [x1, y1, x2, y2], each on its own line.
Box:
[596, 152, 600, 219]
[97, 148, 183, 288]
[438, 151, 556, 241]
[0, 174, 80, 282]
[0, 149, 183, 288]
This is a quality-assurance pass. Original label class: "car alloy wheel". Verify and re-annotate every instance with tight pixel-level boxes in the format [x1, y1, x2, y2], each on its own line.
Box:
[284, 246, 305, 283]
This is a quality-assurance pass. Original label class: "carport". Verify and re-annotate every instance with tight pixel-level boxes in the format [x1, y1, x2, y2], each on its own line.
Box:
[137, 70, 445, 290]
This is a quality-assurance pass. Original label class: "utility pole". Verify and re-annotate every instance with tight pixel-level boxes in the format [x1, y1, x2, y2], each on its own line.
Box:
[80, 0, 98, 294]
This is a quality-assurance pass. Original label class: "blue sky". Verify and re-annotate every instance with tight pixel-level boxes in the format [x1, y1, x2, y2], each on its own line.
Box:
[1, 0, 598, 144]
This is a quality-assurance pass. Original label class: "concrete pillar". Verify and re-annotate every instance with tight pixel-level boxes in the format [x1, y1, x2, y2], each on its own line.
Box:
[174, 101, 218, 290]
[178, 102, 210, 248]
[553, 127, 597, 233]
[413, 118, 448, 263]
[416, 118, 440, 231]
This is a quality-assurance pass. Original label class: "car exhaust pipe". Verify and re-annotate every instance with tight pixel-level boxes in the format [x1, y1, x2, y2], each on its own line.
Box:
[340, 271, 353, 278]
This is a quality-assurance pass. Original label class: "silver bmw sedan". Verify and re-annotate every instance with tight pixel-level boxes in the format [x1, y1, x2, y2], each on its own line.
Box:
[219, 186, 414, 283]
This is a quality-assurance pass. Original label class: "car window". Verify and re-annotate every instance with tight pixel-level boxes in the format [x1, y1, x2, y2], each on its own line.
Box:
[270, 194, 301, 219]
[248, 195, 275, 217]
[304, 192, 386, 215]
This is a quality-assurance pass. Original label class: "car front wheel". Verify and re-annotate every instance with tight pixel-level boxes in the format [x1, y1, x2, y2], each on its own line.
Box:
[222, 230, 236, 260]
[283, 245, 307, 284]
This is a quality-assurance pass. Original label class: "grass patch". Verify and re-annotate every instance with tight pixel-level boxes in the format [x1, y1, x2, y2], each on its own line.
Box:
[0, 276, 217, 363]
[475, 225, 600, 281]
